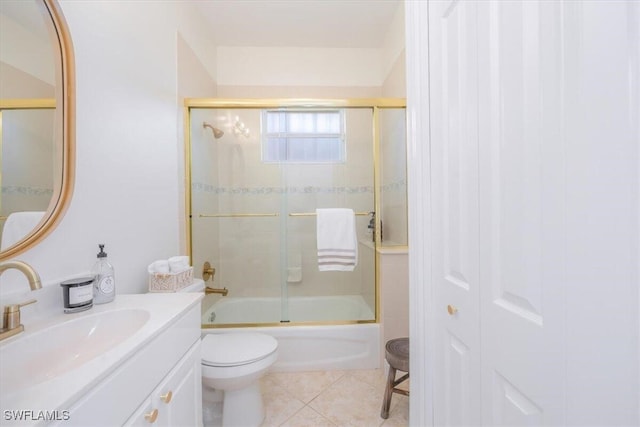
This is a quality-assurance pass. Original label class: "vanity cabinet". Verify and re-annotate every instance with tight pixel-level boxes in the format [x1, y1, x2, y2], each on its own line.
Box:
[52, 302, 202, 427]
[125, 341, 202, 426]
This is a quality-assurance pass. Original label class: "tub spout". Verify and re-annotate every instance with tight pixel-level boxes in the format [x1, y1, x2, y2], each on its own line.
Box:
[205, 287, 228, 296]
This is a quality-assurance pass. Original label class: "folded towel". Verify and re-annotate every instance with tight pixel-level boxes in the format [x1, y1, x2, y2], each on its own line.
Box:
[148, 260, 170, 274]
[1, 211, 45, 250]
[316, 208, 358, 271]
[168, 255, 190, 273]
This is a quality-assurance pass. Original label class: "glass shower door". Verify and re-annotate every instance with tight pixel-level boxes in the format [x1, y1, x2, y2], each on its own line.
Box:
[280, 107, 376, 323]
[189, 102, 400, 326]
[190, 107, 284, 324]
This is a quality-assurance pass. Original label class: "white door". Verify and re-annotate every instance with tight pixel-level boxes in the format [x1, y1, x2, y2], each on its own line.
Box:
[428, 1, 482, 425]
[424, 0, 638, 426]
[476, 2, 566, 424]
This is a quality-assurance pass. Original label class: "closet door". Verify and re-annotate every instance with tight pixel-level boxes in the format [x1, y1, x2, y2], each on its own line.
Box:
[429, 0, 566, 424]
[428, 1, 482, 425]
[477, 1, 566, 425]
[422, 0, 638, 425]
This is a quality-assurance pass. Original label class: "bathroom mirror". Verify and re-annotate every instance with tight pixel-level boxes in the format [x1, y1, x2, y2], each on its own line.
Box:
[0, 0, 74, 260]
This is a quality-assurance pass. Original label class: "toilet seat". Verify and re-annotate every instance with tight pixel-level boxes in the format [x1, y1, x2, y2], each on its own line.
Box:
[202, 333, 278, 367]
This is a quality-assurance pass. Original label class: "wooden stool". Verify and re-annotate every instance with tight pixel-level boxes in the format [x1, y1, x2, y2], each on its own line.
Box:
[380, 337, 409, 419]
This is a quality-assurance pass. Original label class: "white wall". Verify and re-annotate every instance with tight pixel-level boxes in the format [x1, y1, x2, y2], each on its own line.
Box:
[217, 2, 405, 93]
[218, 47, 382, 88]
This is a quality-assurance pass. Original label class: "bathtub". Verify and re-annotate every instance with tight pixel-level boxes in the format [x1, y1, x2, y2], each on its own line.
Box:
[201, 295, 380, 372]
[203, 295, 374, 323]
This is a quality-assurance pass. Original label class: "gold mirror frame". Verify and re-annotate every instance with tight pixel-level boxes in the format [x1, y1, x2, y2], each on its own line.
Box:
[0, 0, 75, 260]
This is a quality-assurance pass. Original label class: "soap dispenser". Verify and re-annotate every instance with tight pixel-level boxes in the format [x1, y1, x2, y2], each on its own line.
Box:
[92, 244, 115, 304]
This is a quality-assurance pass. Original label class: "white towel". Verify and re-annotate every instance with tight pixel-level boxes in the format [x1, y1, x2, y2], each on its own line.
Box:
[1, 211, 45, 250]
[148, 260, 170, 274]
[168, 255, 190, 273]
[316, 208, 358, 271]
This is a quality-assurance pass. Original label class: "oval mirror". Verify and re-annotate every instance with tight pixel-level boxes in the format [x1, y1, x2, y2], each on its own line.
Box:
[0, 0, 74, 260]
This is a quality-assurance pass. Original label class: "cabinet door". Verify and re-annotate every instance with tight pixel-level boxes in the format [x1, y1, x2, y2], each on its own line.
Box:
[153, 340, 202, 427]
[124, 341, 202, 427]
[125, 399, 157, 426]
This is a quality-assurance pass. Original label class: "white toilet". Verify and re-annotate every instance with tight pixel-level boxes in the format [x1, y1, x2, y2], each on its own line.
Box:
[201, 332, 278, 427]
[172, 279, 278, 426]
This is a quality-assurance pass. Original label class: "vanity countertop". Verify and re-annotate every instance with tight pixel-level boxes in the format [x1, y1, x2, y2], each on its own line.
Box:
[0, 292, 203, 420]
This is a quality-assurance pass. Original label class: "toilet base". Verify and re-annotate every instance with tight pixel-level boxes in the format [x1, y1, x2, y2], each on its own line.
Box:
[203, 401, 223, 427]
[222, 382, 265, 427]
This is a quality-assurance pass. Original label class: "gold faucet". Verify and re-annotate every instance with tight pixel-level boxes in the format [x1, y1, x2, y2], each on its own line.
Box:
[0, 261, 42, 290]
[202, 261, 227, 296]
[205, 287, 228, 296]
[0, 261, 42, 341]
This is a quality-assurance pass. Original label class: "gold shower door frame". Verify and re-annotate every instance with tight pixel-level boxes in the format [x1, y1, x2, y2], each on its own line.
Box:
[184, 98, 406, 328]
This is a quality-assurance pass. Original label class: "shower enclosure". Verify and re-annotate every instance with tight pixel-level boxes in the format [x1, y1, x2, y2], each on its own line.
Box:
[0, 103, 56, 246]
[185, 99, 406, 327]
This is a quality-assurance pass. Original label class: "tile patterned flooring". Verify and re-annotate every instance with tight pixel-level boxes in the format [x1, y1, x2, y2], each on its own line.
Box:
[260, 369, 409, 427]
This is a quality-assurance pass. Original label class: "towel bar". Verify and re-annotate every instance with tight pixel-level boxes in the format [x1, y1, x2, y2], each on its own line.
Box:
[289, 211, 370, 217]
[199, 212, 371, 218]
[199, 213, 279, 218]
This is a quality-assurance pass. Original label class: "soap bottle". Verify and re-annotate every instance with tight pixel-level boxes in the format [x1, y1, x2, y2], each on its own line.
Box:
[92, 244, 115, 304]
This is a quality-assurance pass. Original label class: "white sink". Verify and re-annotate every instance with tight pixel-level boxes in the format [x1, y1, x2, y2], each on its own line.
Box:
[0, 308, 150, 394]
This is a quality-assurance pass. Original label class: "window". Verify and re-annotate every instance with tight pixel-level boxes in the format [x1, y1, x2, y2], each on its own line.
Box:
[262, 109, 345, 163]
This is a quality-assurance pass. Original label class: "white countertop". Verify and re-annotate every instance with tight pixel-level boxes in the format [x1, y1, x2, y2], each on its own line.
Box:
[0, 292, 202, 418]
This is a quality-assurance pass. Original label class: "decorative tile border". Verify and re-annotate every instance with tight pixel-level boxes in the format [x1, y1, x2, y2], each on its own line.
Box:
[192, 183, 375, 195]
[1, 186, 54, 196]
[380, 178, 407, 192]
[192, 181, 405, 195]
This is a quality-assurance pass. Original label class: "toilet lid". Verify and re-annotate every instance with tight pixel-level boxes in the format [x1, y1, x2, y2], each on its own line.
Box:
[201, 333, 278, 367]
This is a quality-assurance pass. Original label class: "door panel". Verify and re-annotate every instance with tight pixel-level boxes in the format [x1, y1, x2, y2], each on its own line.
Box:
[489, 0, 544, 325]
[478, 1, 565, 424]
[493, 372, 543, 425]
[429, 1, 481, 425]
[443, 334, 472, 426]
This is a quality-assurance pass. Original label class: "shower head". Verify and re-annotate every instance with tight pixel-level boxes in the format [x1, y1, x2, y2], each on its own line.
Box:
[203, 122, 224, 139]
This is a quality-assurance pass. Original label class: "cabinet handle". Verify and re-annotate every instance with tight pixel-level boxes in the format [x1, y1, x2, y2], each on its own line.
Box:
[160, 390, 173, 404]
[447, 305, 458, 315]
[144, 409, 158, 423]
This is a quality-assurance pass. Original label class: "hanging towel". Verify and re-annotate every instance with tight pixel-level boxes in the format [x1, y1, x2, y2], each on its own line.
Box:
[1, 211, 45, 250]
[316, 208, 358, 271]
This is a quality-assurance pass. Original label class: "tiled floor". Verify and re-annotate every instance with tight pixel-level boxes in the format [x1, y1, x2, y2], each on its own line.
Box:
[260, 369, 409, 427]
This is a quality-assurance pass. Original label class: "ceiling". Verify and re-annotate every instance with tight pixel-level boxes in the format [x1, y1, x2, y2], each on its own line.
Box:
[194, 0, 403, 49]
